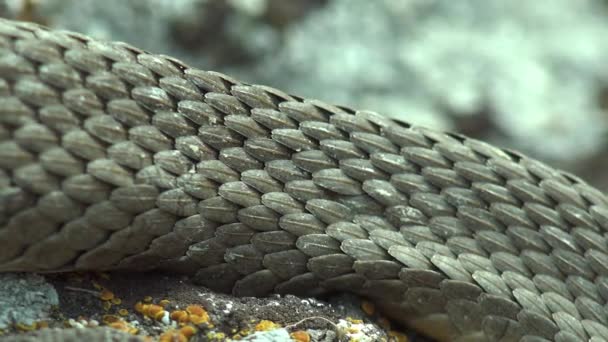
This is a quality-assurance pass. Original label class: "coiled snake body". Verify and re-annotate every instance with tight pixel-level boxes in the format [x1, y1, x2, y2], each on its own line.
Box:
[0, 18, 607, 342]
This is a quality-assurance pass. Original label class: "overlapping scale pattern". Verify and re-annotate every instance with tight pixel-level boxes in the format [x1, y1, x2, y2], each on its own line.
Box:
[1, 18, 608, 341]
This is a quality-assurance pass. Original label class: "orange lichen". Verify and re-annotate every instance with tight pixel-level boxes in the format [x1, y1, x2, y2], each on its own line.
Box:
[108, 321, 127, 331]
[254, 320, 280, 331]
[189, 314, 209, 325]
[102, 315, 121, 324]
[135, 301, 169, 321]
[159, 329, 188, 342]
[107, 318, 138, 335]
[146, 304, 165, 318]
[171, 310, 189, 323]
[184, 305, 210, 325]
[155, 311, 167, 321]
[185, 305, 205, 316]
[180, 325, 197, 338]
[290, 330, 311, 342]
[100, 289, 115, 301]
[134, 301, 145, 313]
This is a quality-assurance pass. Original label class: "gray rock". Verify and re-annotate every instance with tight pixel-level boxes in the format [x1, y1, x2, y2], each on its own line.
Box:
[0, 273, 59, 329]
[232, 329, 292, 342]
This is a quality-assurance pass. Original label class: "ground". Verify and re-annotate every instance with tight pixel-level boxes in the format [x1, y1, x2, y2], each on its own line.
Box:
[0, 271, 430, 342]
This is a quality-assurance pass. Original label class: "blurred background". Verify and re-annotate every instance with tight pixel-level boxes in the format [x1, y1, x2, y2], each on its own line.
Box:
[3, 0, 608, 190]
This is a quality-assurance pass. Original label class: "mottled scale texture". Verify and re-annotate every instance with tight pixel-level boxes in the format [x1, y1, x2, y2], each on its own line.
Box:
[1, 18, 607, 342]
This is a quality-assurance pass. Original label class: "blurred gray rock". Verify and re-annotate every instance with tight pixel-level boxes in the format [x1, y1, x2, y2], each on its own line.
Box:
[251, 0, 608, 160]
[230, 329, 291, 342]
[0, 273, 59, 329]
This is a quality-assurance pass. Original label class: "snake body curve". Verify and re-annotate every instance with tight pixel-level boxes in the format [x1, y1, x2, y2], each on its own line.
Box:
[1, 18, 608, 342]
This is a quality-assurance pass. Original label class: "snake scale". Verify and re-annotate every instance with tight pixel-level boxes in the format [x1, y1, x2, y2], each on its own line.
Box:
[1, 18, 608, 342]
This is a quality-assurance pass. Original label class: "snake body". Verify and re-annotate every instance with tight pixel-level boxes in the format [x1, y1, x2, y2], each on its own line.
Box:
[1, 18, 608, 342]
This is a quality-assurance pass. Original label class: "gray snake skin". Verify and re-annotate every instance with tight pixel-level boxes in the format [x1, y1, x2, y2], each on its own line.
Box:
[1, 18, 607, 342]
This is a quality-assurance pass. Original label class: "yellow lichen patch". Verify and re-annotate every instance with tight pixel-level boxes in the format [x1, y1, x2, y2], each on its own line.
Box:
[346, 317, 363, 324]
[18, 321, 49, 331]
[185, 305, 205, 316]
[108, 321, 127, 333]
[171, 310, 189, 323]
[180, 325, 197, 338]
[14, 322, 37, 331]
[254, 320, 280, 331]
[159, 329, 188, 342]
[361, 301, 375, 316]
[118, 309, 129, 317]
[99, 289, 115, 301]
[189, 314, 209, 325]
[388, 330, 409, 342]
[134, 301, 145, 313]
[145, 304, 165, 319]
[103, 315, 139, 335]
[155, 311, 167, 321]
[102, 314, 121, 324]
[185, 305, 210, 325]
[111, 298, 122, 305]
[135, 302, 169, 321]
[206, 331, 226, 340]
[159, 299, 171, 307]
[36, 321, 49, 329]
[143, 296, 153, 303]
[290, 330, 311, 342]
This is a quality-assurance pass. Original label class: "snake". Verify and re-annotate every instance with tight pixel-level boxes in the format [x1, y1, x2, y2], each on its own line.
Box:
[1, 17, 608, 342]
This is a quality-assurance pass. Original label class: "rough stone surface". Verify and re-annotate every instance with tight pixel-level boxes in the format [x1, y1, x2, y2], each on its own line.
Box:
[1, 272, 409, 341]
[231, 329, 291, 342]
[0, 273, 59, 330]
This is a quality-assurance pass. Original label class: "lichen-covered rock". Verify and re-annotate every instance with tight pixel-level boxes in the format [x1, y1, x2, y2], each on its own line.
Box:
[2, 327, 143, 342]
[1, 273, 408, 342]
[0, 273, 59, 330]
